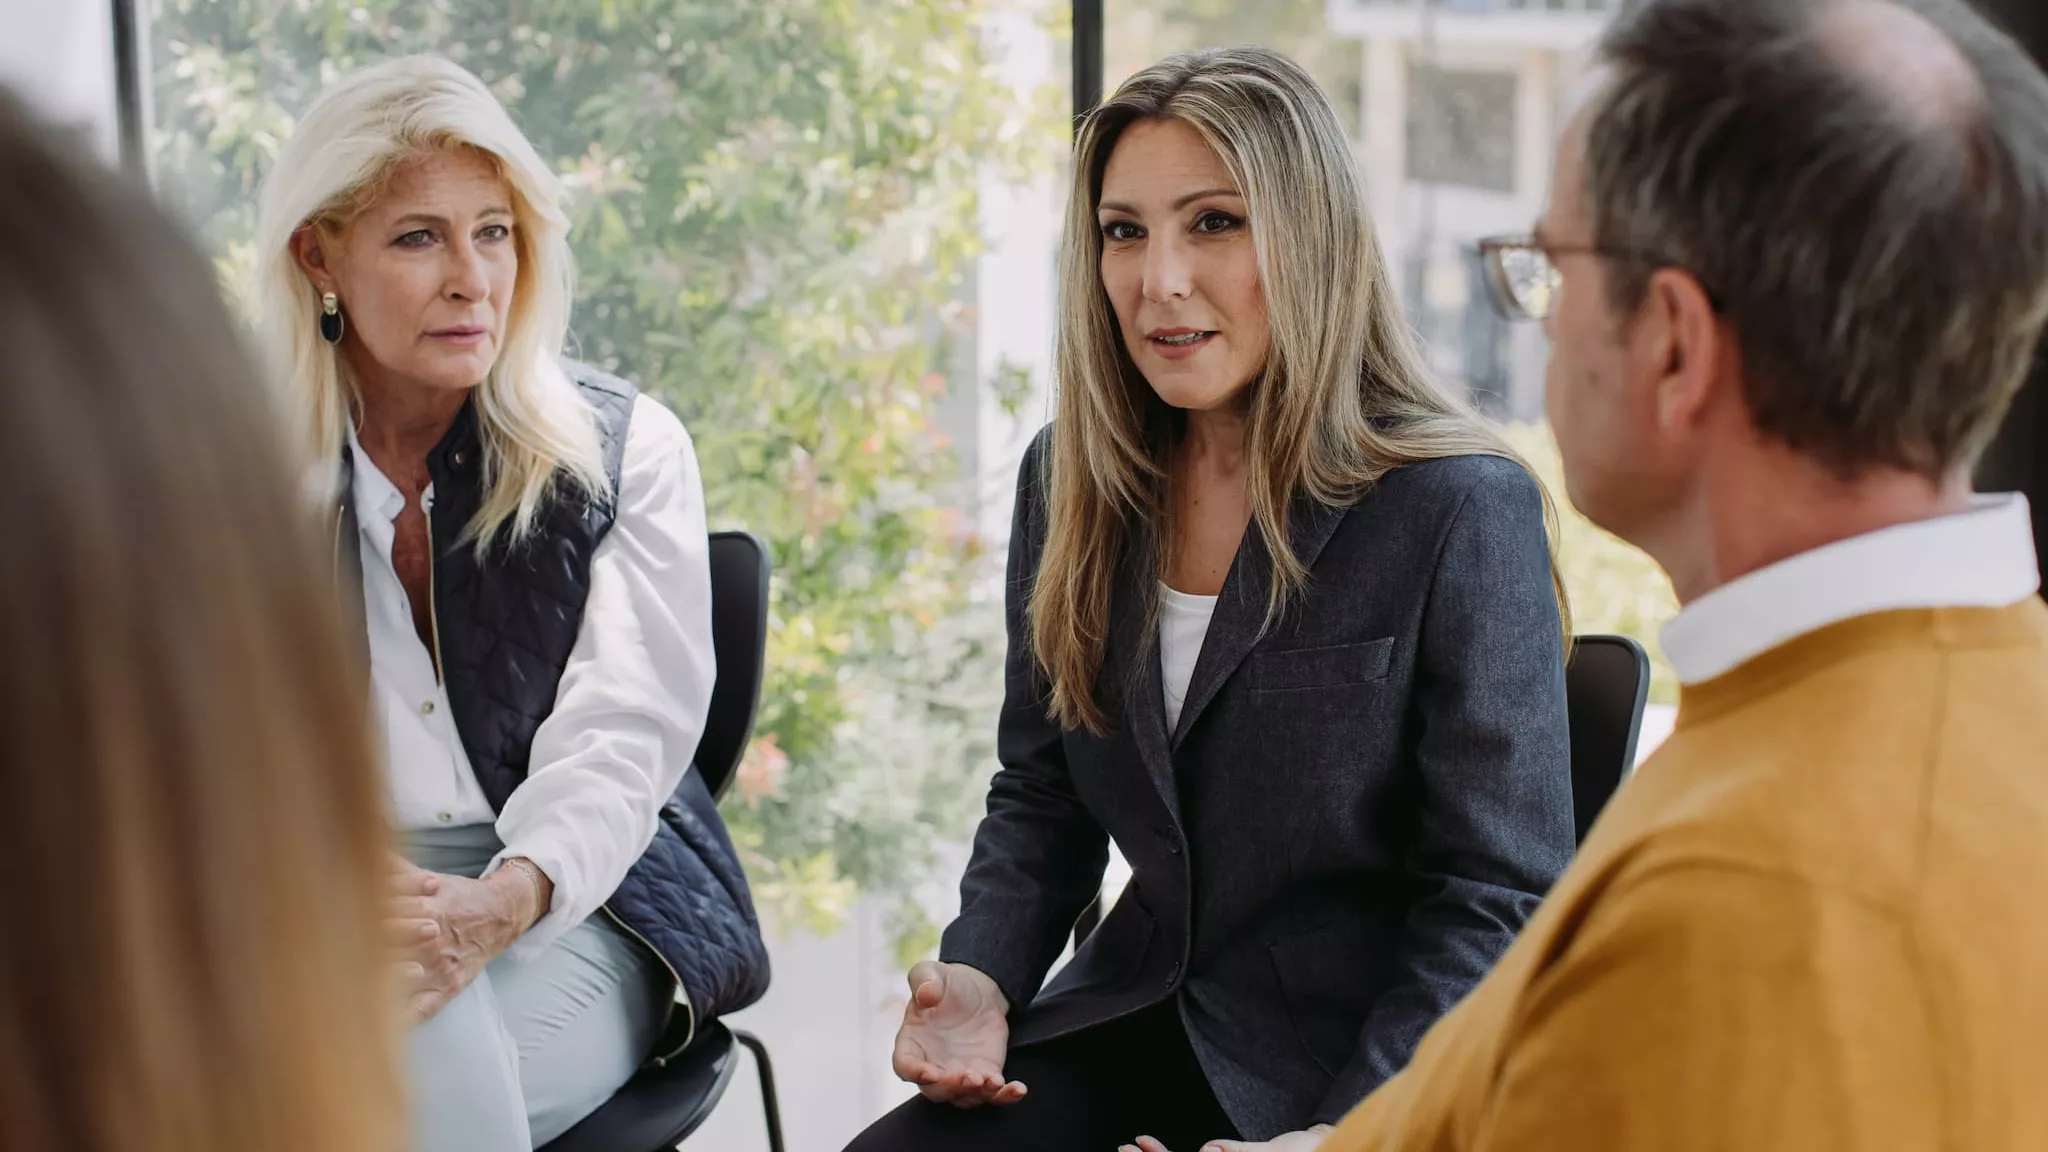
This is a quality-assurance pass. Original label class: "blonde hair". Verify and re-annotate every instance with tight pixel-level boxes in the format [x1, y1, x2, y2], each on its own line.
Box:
[0, 90, 400, 1152]
[255, 54, 606, 549]
[1036, 46, 1570, 735]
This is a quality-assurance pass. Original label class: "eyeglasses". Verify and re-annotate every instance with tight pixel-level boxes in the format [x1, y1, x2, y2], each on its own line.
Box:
[1477, 236, 1567, 322]
[1476, 235, 1708, 322]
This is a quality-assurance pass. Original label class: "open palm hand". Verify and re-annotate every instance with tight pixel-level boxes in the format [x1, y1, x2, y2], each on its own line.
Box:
[890, 960, 1028, 1107]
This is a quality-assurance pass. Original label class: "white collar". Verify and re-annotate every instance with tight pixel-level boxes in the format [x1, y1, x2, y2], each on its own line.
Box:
[1660, 494, 2040, 685]
[343, 420, 411, 524]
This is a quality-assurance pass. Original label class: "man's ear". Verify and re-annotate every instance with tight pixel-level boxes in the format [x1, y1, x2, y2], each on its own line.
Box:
[1642, 267, 1722, 434]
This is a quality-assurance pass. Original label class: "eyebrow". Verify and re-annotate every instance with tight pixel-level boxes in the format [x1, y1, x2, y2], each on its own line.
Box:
[1097, 187, 1244, 216]
[387, 206, 515, 230]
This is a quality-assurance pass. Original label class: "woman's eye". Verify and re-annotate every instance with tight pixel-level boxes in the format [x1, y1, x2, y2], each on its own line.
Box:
[1194, 211, 1242, 235]
[478, 223, 512, 242]
[1100, 220, 1143, 242]
[394, 229, 435, 248]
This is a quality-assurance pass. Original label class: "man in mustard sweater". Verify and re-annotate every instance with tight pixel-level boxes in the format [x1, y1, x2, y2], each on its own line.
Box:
[1129, 1, 2048, 1151]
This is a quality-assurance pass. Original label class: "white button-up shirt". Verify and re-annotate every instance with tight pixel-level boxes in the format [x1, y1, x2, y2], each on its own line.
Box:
[349, 394, 716, 959]
[1661, 494, 2040, 686]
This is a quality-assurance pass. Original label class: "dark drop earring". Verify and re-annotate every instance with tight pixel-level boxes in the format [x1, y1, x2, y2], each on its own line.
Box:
[320, 291, 345, 345]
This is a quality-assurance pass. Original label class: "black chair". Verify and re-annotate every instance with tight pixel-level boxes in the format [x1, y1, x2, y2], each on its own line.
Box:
[544, 531, 786, 1152]
[1070, 632, 1653, 945]
[1565, 634, 1651, 842]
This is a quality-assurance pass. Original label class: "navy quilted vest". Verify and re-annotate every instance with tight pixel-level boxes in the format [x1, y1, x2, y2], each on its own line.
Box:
[341, 360, 768, 1061]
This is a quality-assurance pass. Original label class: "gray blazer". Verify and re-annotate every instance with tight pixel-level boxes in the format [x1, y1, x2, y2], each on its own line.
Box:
[938, 428, 1574, 1139]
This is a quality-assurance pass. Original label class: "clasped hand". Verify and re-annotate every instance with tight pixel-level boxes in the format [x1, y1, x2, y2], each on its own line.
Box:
[386, 855, 541, 1025]
[1121, 1128, 1334, 1152]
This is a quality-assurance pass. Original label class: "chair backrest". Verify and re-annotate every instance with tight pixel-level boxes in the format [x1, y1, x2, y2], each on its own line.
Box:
[1565, 634, 1651, 843]
[694, 531, 771, 802]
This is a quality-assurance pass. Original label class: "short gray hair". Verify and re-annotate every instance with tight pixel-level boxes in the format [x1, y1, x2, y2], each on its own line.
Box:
[1586, 0, 2048, 478]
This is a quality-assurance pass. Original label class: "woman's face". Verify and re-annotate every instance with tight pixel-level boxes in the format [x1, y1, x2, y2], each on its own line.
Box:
[294, 147, 518, 398]
[1096, 118, 1269, 413]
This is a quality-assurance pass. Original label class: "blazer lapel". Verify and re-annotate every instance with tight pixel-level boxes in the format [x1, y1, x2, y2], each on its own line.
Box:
[1108, 545, 1179, 814]
[1169, 498, 1348, 750]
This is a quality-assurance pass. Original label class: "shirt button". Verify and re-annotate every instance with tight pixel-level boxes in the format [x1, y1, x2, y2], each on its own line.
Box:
[436, 811, 454, 825]
[419, 700, 436, 716]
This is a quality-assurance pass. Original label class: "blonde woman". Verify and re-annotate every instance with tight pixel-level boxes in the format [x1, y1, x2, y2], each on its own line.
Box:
[0, 89, 399, 1152]
[848, 48, 1575, 1152]
[255, 55, 767, 1151]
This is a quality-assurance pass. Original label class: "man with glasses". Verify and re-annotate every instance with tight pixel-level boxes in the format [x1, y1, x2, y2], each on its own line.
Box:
[1308, 0, 2048, 1149]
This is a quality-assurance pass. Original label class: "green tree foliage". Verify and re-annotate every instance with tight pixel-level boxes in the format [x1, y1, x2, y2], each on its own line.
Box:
[149, 0, 1063, 939]
[1501, 423, 1680, 705]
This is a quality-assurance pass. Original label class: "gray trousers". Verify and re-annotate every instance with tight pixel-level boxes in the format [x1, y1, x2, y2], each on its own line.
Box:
[404, 824, 674, 1152]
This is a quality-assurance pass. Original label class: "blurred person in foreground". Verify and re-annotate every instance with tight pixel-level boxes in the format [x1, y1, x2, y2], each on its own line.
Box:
[0, 90, 401, 1152]
[1279, 1, 2048, 1150]
[848, 47, 1577, 1152]
[255, 55, 767, 1151]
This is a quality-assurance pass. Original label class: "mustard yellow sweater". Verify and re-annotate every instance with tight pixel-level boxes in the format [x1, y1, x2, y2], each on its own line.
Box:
[1322, 602, 2048, 1152]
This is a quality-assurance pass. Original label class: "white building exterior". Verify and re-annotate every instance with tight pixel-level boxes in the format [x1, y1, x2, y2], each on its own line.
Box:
[1337, 0, 1611, 420]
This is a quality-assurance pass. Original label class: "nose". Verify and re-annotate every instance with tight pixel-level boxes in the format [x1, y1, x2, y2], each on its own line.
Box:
[1141, 233, 1193, 304]
[443, 236, 490, 303]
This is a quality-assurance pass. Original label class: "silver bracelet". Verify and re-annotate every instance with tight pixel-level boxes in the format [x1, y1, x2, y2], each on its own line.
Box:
[503, 858, 550, 920]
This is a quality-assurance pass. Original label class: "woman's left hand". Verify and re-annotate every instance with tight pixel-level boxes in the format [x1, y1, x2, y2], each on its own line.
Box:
[1121, 1126, 1334, 1152]
[389, 857, 548, 1025]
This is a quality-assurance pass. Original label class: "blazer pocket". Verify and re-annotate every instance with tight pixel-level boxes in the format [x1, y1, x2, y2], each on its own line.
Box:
[1250, 637, 1395, 692]
[1044, 897, 1155, 998]
[1269, 921, 1375, 1079]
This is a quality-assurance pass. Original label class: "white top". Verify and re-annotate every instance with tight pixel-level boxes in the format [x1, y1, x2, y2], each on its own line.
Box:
[1159, 583, 1219, 731]
[1660, 494, 2039, 686]
[349, 394, 717, 959]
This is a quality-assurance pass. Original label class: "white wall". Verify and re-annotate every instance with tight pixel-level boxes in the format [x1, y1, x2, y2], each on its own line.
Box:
[971, 3, 1064, 556]
[0, 0, 121, 164]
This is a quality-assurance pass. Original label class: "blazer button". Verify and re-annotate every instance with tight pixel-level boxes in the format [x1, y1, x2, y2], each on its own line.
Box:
[1166, 962, 1182, 988]
[1159, 826, 1182, 855]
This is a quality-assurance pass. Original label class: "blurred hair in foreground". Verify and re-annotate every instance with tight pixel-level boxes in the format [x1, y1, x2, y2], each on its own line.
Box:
[0, 90, 401, 1152]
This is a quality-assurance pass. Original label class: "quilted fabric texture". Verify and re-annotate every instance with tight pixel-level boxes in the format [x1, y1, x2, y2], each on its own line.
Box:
[614, 768, 774, 1043]
[399, 359, 768, 1054]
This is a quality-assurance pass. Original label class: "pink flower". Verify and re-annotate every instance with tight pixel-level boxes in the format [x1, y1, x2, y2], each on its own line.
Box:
[735, 734, 791, 806]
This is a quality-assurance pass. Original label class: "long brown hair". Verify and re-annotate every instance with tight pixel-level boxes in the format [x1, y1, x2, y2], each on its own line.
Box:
[1034, 47, 1570, 734]
[0, 92, 402, 1152]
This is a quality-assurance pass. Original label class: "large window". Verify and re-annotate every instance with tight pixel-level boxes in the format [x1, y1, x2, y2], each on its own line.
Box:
[136, 1, 1674, 1144]
[1106, 0, 1679, 710]
[146, 2, 1067, 1145]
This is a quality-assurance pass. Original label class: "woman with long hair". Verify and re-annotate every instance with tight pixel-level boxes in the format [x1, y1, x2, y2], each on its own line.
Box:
[254, 55, 767, 1151]
[848, 47, 1576, 1152]
[0, 90, 401, 1152]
